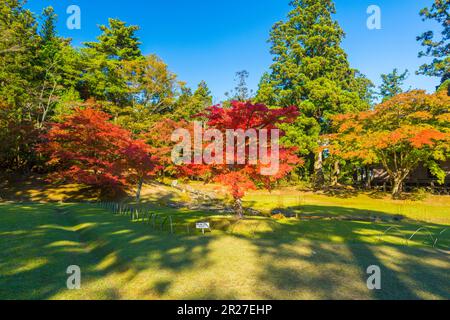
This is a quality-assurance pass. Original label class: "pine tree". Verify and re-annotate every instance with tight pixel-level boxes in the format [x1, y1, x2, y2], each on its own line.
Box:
[193, 80, 213, 107]
[172, 80, 213, 121]
[264, 0, 369, 121]
[417, 0, 449, 85]
[0, 0, 39, 109]
[257, 0, 372, 185]
[379, 69, 409, 101]
[0, 1, 81, 169]
[40, 6, 57, 43]
[34, 7, 81, 128]
[84, 18, 141, 61]
[81, 19, 143, 109]
[255, 72, 277, 105]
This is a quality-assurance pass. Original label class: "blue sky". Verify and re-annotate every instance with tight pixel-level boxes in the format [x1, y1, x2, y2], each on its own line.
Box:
[26, 0, 441, 102]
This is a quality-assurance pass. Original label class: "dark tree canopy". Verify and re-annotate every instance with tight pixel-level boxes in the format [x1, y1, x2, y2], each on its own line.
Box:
[417, 0, 450, 84]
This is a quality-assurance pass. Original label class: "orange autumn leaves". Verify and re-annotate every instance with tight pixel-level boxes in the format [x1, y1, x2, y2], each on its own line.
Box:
[328, 89, 449, 174]
[330, 90, 449, 159]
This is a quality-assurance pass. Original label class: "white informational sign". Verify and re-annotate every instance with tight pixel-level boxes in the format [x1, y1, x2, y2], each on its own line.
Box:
[196, 222, 210, 229]
[196, 222, 210, 234]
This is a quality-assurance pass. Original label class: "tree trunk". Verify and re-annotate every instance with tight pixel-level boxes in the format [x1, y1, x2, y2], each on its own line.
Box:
[234, 198, 244, 219]
[313, 150, 325, 188]
[331, 160, 340, 187]
[365, 166, 372, 189]
[136, 178, 143, 203]
[391, 176, 403, 199]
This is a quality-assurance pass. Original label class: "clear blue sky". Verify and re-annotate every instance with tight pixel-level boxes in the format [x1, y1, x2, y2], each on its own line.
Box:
[26, 0, 441, 102]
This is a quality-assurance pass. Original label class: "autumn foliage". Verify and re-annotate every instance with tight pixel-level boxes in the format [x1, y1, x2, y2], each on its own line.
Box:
[329, 90, 450, 198]
[142, 118, 190, 177]
[39, 107, 158, 196]
[176, 101, 302, 216]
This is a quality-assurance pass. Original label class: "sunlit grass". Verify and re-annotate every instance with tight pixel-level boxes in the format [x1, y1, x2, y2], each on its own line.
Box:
[0, 191, 449, 300]
[244, 188, 450, 225]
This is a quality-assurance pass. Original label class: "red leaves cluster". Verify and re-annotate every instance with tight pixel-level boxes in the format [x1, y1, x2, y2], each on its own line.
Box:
[142, 118, 190, 176]
[215, 172, 256, 200]
[179, 101, 303, 200]
[203, 101, 299, 131]
[39, 108, 158, 191]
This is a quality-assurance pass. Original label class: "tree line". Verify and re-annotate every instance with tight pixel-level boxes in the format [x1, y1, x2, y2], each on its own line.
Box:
[0, 0, 449, 202]
[0, 0, 213, 171]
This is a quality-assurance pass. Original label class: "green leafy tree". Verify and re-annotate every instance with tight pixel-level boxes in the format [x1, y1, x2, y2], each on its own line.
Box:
[40, 6, 56, 43]
[118, 54, 183, 132]
[84, 18, 141, 60]
[379, 69, 409, 101]
[0, 0, 38, 109]
[0, 2, 82, 169]
[255, 72, 277, 105]
[194, 80, 213, 106]
[264, 0, 369, 118]
[417, 0, 449, 85]
[34, 7, 82, 128]
[172, 80, 213, 121]
[172, 85, 193, 118]
[354, 71, 376, 106]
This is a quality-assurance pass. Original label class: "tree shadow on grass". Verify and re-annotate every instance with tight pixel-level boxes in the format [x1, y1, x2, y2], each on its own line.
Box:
[0, 203, 214, 300]
[1, 201, 448, 300]
[289, 204, 407, 222]
[347, 243, 450, 300]
[241, 214, 450, 300]
[254, 202, 448, 228]
[0, 174, 102, 203]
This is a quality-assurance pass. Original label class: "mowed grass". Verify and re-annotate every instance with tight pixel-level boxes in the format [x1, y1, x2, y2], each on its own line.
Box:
[244, 188, 450, 225]
[0, 193, 449, 300]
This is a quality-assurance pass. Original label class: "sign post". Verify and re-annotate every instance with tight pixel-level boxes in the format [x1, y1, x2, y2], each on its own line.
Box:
[196, 222, 210, 235]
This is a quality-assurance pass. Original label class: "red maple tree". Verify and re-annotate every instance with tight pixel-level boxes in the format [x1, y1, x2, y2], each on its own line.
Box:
[177, 101, 302, 217]
[142, 118, 190, 177]
[39, 107, 159, 199]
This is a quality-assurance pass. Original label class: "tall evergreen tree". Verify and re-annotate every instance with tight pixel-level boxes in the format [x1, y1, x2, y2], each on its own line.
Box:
[84, 18, 141, 61]
[257, 0, 372, 185]
[0, 2, 83, 169]
[255, 72, 277, 105]
[0, 0, 38, 109]
[264, 0, 369, 124]
[379, 68, 409, 101]
[40, 6, 57, 43]
[34, 7, 82, 128]
[225, 70, 254, 102]
[172, 80, 213, 121]
[81, 19, 143, 110]
[193, 80, 213, 106]
[417, 0, 449, 85]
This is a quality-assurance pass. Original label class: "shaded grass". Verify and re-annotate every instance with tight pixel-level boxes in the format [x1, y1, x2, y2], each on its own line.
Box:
[0, 201, 449, 300]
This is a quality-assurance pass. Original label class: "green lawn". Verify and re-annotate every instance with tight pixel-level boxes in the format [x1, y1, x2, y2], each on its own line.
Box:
[0, 191, 449, 300]
[244, 188, 450, 225]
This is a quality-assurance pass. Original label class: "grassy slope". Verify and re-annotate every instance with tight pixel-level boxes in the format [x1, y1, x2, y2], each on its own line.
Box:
[1, 197, 449, 300]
